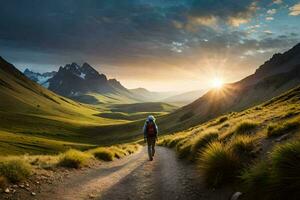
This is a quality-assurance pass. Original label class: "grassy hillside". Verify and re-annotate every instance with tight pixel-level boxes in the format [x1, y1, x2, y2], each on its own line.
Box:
[0, 57, 178, 155]
[0, 57, 135, 155]
[158, 64, 300, 133]
[157, 44, 300, 133]
[158, 85, 300, 199]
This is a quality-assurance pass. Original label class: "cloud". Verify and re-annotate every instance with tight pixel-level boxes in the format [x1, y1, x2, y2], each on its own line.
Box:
[0, 0, 299, 92]
[273, 0, 283, 4]
[289, 3, 300, 16]
[187, 0, 257, 27]
[263, 30, 273, 35]
[267, 9, 277, 15]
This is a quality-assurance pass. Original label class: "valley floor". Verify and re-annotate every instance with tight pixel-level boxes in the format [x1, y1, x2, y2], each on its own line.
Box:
[2, 147, 234, 200]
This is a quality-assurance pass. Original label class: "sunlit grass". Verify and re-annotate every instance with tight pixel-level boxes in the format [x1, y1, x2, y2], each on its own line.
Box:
[0, 158, 32, 183]
[267, 118, 300, 137]
[58, 149, 92, 169]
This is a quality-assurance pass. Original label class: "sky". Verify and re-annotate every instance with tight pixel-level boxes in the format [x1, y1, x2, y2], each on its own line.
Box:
[0, 0, 300, 92]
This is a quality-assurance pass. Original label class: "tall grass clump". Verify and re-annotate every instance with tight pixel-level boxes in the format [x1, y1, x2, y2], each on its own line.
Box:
[234, 121, 259, 135]
[91, 148, 114, 161]
[198, 142, 240, 187]
[58, 149, 91, 168]
[270, 141, 300, 199]
[241, 141, 300, 199]
[229, 136, 257, 161]
[122, 144, 140, 154]
[0, 159, 32, 183]
[241, 161, 271, 199]
[267, 119, 300, 138]
[191, 132, 218, 156]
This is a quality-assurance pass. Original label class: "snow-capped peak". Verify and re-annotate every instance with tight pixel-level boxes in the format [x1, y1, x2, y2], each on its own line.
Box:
[23, 68, 56, 88]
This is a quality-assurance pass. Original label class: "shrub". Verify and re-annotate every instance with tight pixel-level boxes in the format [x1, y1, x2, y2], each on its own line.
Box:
[0, 159, 32, 183]
[234, 121, 258, 135]
[58, 149, 91, 168]
[229, 136, 256, 161]
[198, 142, 240, 187]
[92, 148, 114, 161]
[191, 132, 218, 155]
[267, 119, 300, 137]
[270, 141, 300, 199]
[0, 176, 8, 189]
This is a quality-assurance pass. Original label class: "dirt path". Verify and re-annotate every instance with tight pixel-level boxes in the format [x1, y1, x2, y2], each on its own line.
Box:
[31, 147, 233, 200]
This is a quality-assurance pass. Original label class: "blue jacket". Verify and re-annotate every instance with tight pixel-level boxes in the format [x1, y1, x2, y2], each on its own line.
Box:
[143, 120, 158, 137]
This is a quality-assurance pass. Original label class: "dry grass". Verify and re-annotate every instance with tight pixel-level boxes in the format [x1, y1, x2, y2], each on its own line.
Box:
[58, 149, 92, 168]
[0, 159, 32, 183]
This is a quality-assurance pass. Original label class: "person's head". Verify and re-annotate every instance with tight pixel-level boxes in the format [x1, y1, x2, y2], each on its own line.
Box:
[147, 115, 155, 123]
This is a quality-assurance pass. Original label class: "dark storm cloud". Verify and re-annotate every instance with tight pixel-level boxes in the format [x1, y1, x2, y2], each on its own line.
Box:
[0, 0, 298, 72]
[0, 0, 188, 63]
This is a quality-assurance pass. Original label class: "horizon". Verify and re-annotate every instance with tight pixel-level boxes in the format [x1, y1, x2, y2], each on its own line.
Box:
[1, 0, 300, 92]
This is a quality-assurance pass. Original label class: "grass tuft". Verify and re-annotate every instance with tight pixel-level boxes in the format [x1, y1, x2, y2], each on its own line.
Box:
[58, 149, 91, 168]
[198, 142, 240, 187]
[229, 136, 257, 161]
[242, 141, 300, 199]
[92, 148, 114, 161]
[191, 132, 218, 155]
[241, 161, 271, 199]
[267, 119, 300, 138]
[234, 121, 259, 135]
[0, 159, 32, 183]
[270, 141, 300, 198]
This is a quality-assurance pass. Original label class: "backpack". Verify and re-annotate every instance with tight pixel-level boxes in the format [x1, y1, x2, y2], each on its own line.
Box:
[147, 122, 156, 137]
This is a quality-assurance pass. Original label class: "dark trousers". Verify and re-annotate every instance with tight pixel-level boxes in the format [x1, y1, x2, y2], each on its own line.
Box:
[147, 136, 156, 159]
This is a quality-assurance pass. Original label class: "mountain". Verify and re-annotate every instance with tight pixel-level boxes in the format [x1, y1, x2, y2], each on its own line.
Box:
[48, 62, 121, 96]
[159, 43, 300, 132]
[23, 68, 56, 88]
[25, 63, 177, 104]
[163, 90, 207, 106]
[129, 88, 180, 102]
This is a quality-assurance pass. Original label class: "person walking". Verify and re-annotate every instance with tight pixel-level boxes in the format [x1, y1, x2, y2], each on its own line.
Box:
[143, 115, 158, 161]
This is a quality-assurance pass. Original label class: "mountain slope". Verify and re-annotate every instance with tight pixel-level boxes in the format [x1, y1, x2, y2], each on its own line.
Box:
[163, 90, 207, 106]
[158, 84, 300, 199]
[0, 57, 128, 154]
[129, 88, 180, 102]
[159, 43, 300, 132]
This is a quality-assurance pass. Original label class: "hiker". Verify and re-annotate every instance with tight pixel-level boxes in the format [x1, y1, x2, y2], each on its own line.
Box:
[143, 115, 158, 161]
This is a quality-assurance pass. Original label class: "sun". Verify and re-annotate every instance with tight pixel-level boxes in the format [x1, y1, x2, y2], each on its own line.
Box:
[211, 78, 224, 89]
